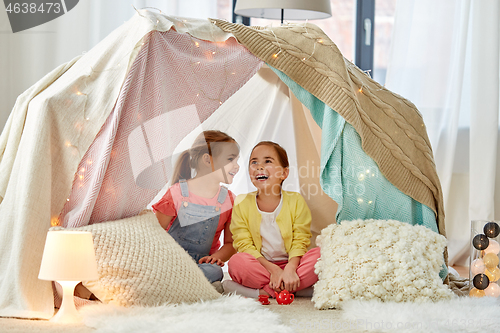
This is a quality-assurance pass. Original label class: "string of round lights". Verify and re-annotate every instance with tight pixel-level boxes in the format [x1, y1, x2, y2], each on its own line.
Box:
[470, 221, 500, 297]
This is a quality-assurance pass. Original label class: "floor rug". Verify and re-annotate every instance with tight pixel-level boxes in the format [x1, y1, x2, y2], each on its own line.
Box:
[341, 297, 500, 333]
[80, 295, 294, 333]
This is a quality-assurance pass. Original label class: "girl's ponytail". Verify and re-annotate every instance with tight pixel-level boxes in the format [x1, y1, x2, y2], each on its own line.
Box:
[170, 130, 239, 185]
[170, 150, 192, 185]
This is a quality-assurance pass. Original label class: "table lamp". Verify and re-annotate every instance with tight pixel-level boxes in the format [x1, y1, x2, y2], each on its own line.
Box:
[38, 230, 98, 323]
[234, 0, 332, 24]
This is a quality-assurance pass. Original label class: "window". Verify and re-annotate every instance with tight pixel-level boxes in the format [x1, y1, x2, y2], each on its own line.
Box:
[226, 0, 398, 85]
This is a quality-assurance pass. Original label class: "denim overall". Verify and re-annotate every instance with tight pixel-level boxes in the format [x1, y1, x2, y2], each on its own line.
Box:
[168, 180, 227, 283]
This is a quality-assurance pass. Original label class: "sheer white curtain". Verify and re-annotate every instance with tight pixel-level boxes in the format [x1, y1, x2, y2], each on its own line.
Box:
[0, 0, 217, 132]
[386, 0, 500, 265]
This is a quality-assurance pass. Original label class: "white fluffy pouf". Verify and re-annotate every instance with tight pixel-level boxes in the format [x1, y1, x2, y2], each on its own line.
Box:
[80, 295, 294, 333]
[341, 297, 500, 333]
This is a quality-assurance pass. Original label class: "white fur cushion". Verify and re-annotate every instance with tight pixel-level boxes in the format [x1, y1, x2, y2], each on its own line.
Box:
[312, 219, 454, 309]
[68, 210, 220, 306]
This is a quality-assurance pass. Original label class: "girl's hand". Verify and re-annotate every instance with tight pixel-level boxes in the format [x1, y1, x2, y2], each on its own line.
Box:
[282, 266, 300, 292]
[269, 267, 284, 292]
[198, 256, 224, 267]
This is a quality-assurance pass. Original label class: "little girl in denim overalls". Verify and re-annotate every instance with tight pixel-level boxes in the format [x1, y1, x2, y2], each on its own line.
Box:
[152, 130, 240, 289]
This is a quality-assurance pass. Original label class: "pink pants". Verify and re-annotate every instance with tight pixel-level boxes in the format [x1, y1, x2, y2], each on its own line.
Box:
[228, 247, 321, 297]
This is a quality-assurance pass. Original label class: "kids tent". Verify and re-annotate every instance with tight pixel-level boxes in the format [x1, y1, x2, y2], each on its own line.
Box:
[0, 10, 447, 319]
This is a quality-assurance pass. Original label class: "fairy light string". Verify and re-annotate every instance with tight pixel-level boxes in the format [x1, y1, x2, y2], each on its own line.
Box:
[166, 16, 233, 107]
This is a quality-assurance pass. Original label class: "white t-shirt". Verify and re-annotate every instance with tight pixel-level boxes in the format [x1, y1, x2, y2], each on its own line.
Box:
[258, 195, 288, 262]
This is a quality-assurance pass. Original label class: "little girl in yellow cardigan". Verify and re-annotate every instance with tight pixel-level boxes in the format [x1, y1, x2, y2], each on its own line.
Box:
[223, 141, 320, 297]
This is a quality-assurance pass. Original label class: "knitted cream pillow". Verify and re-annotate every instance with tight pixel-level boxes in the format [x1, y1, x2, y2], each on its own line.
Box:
[69, 210, 220, 306]
[312, 219, 454, 309]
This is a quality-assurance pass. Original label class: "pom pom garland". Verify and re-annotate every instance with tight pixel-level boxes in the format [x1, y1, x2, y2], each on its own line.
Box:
[470, 221, 500, 298]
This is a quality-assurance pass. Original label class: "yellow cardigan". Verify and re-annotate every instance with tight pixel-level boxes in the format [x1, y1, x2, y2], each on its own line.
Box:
[230, 191, 312, 259]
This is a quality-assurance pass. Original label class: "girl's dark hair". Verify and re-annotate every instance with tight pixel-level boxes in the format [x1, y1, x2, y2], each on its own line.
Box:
[250, 141, 289, 168]
[170, 130, 238, 185]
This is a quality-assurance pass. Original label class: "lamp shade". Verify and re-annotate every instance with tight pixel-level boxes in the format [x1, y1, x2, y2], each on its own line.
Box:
[38, 231, 98, 282]
[234, 0, 332, 20]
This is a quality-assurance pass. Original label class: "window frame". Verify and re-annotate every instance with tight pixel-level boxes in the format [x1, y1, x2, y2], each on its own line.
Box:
[231, 0, 375, 75]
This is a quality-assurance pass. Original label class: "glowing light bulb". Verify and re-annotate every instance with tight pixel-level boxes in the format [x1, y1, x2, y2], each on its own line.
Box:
[469, 287, 485, 298]
[76, 91, 82, 96]
[483, 253, 499, 269]
[50, 217, 59, 227]
[359, 88, 363, 93]
[485, 267, 500, 282]
[471, 258, 486, 275]
[485, 283, 500, 297]
[318, 39, 324, 44]
[485, 240, 500, 255]
[272, 53, 278, 59]
[195, 42, 199, 47]
[66, 198, 70, 201]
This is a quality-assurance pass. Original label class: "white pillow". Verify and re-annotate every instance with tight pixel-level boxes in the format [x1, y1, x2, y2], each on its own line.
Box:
[312, 219, 454, 309]
[67, 210, 220, 306]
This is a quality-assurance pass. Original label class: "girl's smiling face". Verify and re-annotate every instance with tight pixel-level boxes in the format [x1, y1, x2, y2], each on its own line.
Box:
[211, 142, 240, 184]
[249, 144, 289, 193]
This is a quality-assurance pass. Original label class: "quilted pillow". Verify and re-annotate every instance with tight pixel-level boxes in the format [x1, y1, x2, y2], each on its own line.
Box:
[312, 219, 454, 309]
[67, 210, 220, 306]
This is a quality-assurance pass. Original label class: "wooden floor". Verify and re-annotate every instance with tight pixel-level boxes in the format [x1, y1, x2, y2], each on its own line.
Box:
[452, 265, 469, 278]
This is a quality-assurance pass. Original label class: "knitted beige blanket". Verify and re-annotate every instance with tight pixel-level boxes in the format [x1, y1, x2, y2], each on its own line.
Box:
[213, 20, 445, 241]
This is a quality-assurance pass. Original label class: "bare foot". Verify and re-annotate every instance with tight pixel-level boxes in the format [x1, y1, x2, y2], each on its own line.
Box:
[259, 289, 271, 296]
